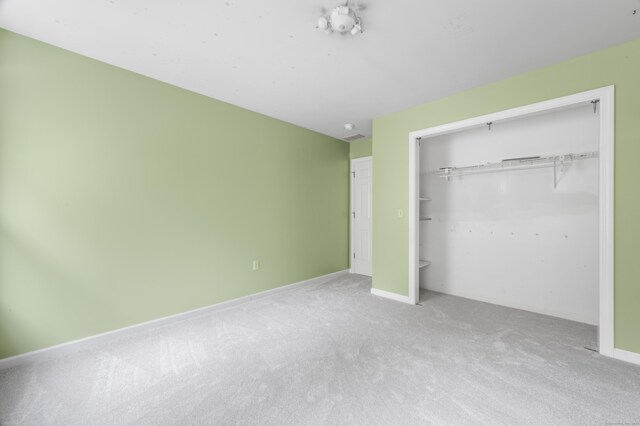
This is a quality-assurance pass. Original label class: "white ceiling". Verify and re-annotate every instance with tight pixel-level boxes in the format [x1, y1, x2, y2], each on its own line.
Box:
[1, 0, 639, 140]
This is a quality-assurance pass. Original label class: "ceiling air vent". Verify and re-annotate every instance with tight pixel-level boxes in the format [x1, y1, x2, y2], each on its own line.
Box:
[343, 134, 365, 142]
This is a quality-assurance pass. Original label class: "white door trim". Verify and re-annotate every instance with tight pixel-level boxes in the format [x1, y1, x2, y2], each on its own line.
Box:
[408, 86, 616, 359]
[351, 156, 373, 275]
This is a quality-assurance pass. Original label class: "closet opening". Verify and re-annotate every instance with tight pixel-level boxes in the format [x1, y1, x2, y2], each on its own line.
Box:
[408, 87, 614, 357]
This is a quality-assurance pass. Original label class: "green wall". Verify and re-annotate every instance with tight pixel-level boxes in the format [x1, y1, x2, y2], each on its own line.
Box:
[372, 38, 640, 353]
[349, 138, 372, 159]
[0, 30, 349, 359]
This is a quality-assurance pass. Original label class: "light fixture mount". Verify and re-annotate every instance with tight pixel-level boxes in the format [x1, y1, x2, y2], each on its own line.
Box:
[317, 2, 363, 35]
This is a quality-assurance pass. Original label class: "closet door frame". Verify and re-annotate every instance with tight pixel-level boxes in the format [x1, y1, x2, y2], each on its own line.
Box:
[407, 86, 615, 358]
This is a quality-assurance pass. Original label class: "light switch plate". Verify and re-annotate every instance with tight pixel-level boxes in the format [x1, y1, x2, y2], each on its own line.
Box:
[398, 209, 404, 218]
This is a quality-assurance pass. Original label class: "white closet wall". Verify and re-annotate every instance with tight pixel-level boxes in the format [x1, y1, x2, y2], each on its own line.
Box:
[419, 104, 599, 325]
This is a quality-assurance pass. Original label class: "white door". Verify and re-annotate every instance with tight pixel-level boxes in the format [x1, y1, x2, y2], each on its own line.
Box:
[351, 157, 372, 276]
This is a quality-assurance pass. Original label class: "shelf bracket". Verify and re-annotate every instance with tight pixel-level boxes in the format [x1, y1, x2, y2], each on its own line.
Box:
[553, 156, 567, 189]
[443, 167, 451, 181]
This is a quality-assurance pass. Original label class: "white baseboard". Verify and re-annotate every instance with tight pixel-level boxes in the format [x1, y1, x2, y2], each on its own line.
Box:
[370, 288, 413, 304]
[0, 269, 349, 370]
[613, 348, 640, 366]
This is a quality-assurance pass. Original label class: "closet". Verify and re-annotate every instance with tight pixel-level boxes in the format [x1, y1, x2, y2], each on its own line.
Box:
[417, 101, 600, 325]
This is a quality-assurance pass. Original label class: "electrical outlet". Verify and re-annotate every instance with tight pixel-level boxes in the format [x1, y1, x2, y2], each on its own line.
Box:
[397, 209, 404, 219]
[252, 260, 260, 271]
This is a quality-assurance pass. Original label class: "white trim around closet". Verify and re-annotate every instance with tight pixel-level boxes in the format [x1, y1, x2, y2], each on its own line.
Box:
[407, 86, 617, 359]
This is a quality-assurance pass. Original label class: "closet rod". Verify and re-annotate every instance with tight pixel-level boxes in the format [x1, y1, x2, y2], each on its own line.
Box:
[427, 151, 598, 188]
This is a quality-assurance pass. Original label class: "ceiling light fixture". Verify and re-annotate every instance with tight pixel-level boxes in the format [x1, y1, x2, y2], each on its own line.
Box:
[344, 123, 355, 131]
[317, 2, 363, 35]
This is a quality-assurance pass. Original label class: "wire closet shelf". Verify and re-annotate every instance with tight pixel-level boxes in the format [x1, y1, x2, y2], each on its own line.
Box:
[425, 151, 598, 189]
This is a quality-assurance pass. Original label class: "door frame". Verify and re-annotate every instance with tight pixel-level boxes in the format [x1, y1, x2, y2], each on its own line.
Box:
[350, 156, 373, 275]
[407, 86, 615, 357]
